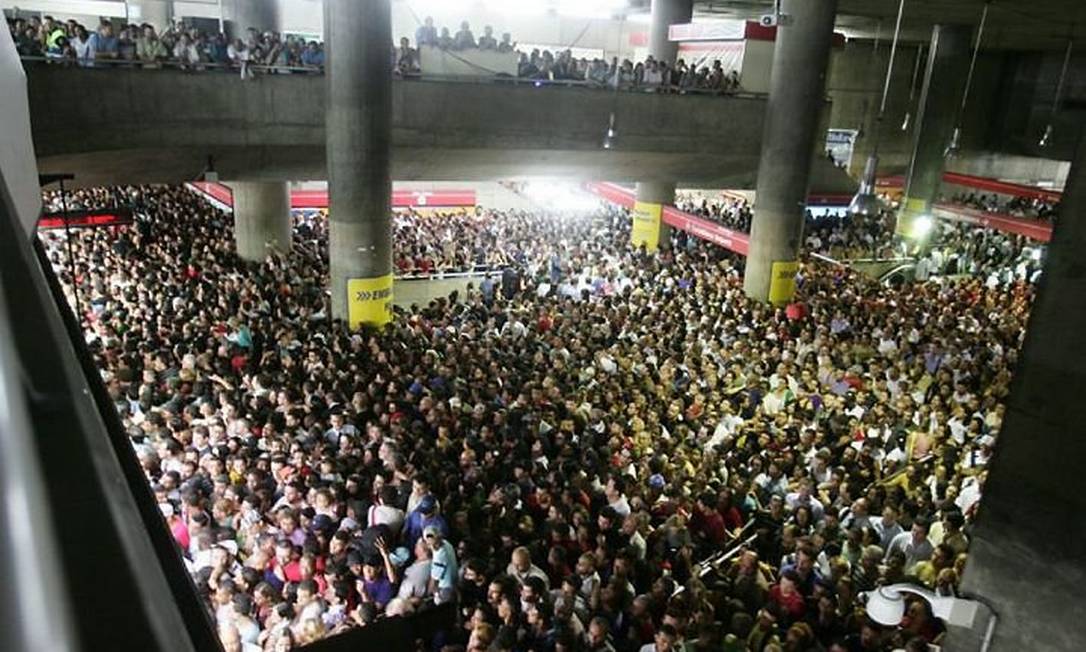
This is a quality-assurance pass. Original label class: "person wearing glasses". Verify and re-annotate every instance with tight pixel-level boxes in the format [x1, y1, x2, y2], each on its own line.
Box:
[425, 525, 458, 605]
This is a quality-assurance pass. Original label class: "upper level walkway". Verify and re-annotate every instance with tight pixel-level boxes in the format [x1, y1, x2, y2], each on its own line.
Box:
[24, 63, 824, 189]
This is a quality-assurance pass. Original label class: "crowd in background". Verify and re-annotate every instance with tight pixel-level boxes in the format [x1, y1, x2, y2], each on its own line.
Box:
[915, 223, 1043, 286]
[947, 192, 1060, 222]
[412, 15, 741, 93]
[8, 14, 326, 75]
[38, 184, 1033, 652]
[9, 12, 742, 92]
[676, 195, 899, 260]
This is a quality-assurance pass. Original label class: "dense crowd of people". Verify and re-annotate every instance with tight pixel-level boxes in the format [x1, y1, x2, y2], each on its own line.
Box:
[9, 13, 742, 92]
[9, 15, 325, 76]
[39, 183, 1032, 652]
[676, 195, 898, 260]
[915, 222, 1043, 285]
[411, 15, 741, 93]
[947, 192, 1060, 222]
[516, 50, 741, 93]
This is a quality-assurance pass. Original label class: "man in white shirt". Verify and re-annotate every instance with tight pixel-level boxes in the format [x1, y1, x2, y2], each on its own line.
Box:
[398, 537, 433, 605]
[872, 504, 904, 550]
[368, 486, 405, 536]
[886, 519, 934, 572]
[507, 546, 550, 589]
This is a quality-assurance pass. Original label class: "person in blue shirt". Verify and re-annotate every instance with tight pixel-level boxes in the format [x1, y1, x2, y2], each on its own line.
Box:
[207, 33, 230, 65]
[404, 495, 449, 550]
[415, 16, 437, 48]
[87, 22, 119, 66]
[426, 526, 457, 605]
[301, 41, 324, 69]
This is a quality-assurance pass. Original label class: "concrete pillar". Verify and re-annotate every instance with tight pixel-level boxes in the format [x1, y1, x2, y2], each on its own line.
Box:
[942, 123, 1086, 652]
[128, 0, 172, 30]
[895, 25, 971, 245]
[632, 181, 674, 252]
[743, 0, 838, 304]
[230, 181, 291, 262]
[648, 0, 693, 64]
[633, 1, 691, 252]
[326, 0, 393, 329]
[224, 0, 279, 39]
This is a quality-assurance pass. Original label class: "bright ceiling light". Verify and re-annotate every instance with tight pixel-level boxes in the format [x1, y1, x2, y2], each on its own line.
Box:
[913, 215, 934, 237]
[407, 0, 631, 19]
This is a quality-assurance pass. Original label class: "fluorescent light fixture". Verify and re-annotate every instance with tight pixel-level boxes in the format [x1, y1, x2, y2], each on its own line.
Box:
[1038, 124, 1053, 148]
[520, 181, 599, 212]
[405, 0, 631, 20]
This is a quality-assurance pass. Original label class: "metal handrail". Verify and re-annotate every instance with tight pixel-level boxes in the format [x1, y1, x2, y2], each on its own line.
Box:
[0, 192, 77, 652]
[16, 55, 767, 98]
[396, 268, 500, 281]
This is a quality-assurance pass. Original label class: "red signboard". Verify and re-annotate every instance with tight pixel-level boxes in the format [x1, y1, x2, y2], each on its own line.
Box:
[38, 210, 133, 230]
[662, 205, 750, 255]
[584, 182, 751, 256]
[878, 172, 1062, 203]
[187, 182, 476, 210]
[289, 189, 477, 209]
[941, 172, 1062, 203]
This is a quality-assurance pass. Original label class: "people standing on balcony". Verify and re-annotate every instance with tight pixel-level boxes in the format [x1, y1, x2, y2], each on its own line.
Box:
[415, 16, 437, 48]
[437, 27, 454, 51]
[136, 24, 168, 66]
[454, 21, 476, 50]
[87, 21, 118, 66]
[70, 24, 94, 67]
[227, 38, 252, 80]
[498, 32, 516, 53]
[478, 25, 498, 50]
[395, 37, 419, 75]
[301, 40, 324, 70]
[174, 32, 201, 71]
[118, 26, 138, 63]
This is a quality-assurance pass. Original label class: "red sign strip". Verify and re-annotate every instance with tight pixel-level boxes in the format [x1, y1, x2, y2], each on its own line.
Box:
[38, 211, 133, 230]
[187, 183, 476, 209]
[877, 173, 1061, 203]
[289, 189, 477, 209]
[584, 182, 751, 256]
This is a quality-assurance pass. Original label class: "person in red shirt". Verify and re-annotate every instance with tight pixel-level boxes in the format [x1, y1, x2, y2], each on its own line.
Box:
[689, 492, 727, 547]
[768, 569, 807, 626]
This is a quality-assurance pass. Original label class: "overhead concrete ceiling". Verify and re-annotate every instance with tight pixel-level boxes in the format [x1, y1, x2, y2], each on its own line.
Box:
[648, 0, 1084, 51]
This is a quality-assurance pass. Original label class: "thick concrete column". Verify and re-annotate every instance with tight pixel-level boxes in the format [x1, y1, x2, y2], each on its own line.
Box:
[128, 0, 172, 30]
[224, 0, 279, 38]
[633, 1, 691, 252]
[326, 0, 393, 329]
[230, 181, 291, 262]
[648, 0, 694, 64]
[942, 124, 1086, 652]
[743, 0, 838, 304]
[895, 25, 971, 245]
[632, 181, 674, 252]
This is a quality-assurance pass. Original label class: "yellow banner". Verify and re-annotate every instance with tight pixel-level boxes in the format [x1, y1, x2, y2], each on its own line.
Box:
[630, 201, 663, 252]
[347, 274, 394, 329]
[768, 260, 799, 305]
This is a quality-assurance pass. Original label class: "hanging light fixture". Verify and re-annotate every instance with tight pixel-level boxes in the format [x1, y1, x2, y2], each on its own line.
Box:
[1039, 38, 1074, 148]
[602, 112, 616, 149]
[945, 1, 990, 159]
[849, 0, 906, 217]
